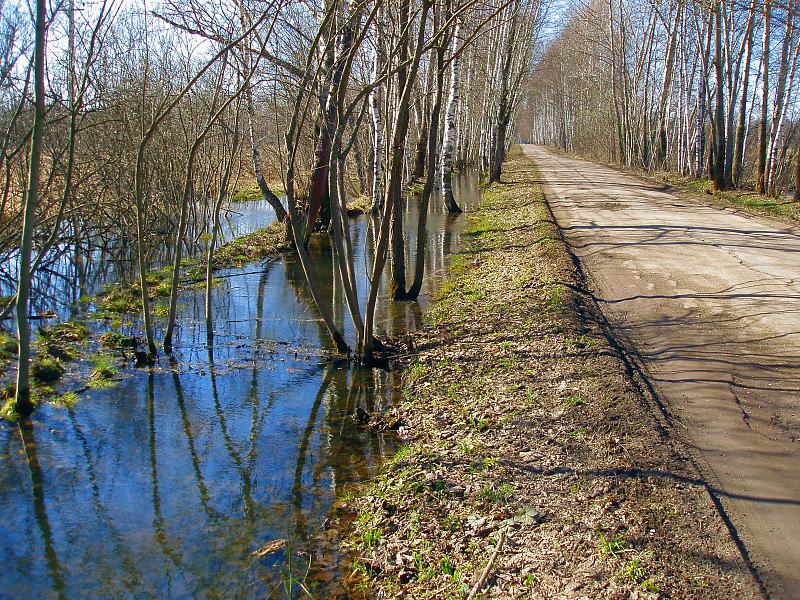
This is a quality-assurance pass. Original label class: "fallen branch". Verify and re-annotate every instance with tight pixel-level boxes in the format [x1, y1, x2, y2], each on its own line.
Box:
[466, 527, 507, 599]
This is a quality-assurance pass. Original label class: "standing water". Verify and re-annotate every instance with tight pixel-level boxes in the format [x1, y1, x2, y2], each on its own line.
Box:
[0, 175, 480, 598]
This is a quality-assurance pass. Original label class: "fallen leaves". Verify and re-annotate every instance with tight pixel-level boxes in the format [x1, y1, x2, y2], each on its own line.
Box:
[340, 150, 761, 600]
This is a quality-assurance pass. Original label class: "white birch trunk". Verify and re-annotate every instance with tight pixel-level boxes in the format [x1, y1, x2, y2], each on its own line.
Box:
[441, 17, 463, 213]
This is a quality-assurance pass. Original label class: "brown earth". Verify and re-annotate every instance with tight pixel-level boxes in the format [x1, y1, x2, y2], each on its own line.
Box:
[524, 144, 800, 599]
[340, 148, 761, 598]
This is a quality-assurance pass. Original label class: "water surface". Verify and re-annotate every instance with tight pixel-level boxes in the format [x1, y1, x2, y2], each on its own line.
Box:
[0, 177, 480, 598]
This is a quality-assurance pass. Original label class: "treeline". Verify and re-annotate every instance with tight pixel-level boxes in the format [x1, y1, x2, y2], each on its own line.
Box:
[2, 0, 543, 415]
[522, 0, 800, 196]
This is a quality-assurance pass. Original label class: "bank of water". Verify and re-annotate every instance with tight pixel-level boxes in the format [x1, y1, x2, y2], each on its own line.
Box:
[0, 199, 278, 321]
[0, 176, 479, 599]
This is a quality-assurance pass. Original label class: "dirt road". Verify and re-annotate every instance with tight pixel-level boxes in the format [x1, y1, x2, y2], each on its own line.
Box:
[523, 145, 800, 598]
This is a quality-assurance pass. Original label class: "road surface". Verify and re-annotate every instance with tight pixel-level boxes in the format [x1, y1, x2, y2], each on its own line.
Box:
[523, 145, 800, 599]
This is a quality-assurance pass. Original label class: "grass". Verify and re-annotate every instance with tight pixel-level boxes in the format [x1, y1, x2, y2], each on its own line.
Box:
[94, 221, 288, 316]
[0, 384, 20, 420]
[0, 331, 17, 359]
[90, 355, 118, 384]
[31, 356, 65, 384]
[230, 185, 263, 202]
[41, 321, 89, 342]
[622, 166, 800, 225]
[479, 481, 514, 504]
[597, 532, 630, 558]
[342, 148, 752, 598]
[564, 394, 588, 407]
[569, 427, 589, 437]
[100, 331, 137, 349]
[230, 180, 285, 202]
[53, 391, 79, 408]
[346, 194, 372, 215]
[360, 526, 382, 549]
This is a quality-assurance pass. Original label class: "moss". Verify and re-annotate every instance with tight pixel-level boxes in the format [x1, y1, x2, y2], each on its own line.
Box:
[39, 339, 79, 361]
[346, 194, 372, 216]
[97, 284, 140, 314]
[90, 355, 118, 380]
[213, 221, 289, 268]
[0, 384, 19, 421]
[36, 321, 89, 361]
[406, 181, 423, 195]
[31, 357, 65, 383]
[40, 321, 89, 343]
[100, 332, 138, 349]
[154, 279, 173, 298]
[52, 391, 79, 408]
[230, 185, 263, 202]
[0, 331, 17, 359]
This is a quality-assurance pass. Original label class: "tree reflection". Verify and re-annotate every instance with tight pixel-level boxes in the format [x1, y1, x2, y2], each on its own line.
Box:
[18, 419, 66, 600]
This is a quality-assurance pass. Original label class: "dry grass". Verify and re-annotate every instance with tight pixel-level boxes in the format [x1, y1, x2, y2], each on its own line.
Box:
[337, 148, 761, 599]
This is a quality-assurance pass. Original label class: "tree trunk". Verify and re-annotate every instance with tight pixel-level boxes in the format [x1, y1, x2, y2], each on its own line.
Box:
[713, 0, 726, 191]
[756, 0, 771, 193]
[14, 0, 46, 416]
[390, 0, 413, 300]
[238, 1, 288, 225]
[408, 10, 448, 300]
[655, 4, 681, 169]
[766, 7, 797, 195]
[489, 3, 519, 183]
[441, 16, 463, 212]
[363, 0, 431, 360]
[732, 0, 756, 187]
[369, 21, 385, 214]
[795, 150, 800, 201]
[695, 16, 713, 179]
[412, 64, 433, 179]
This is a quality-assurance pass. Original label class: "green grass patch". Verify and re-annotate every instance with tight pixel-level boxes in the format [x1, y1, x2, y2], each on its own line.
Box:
[90, 355, 118, 381]
[31, 356, 65, 384]
[597, 531, 630, 558]
[52, 391, 79, 408]
[564, 394, 588, 407]
[0, 331, 17, 359]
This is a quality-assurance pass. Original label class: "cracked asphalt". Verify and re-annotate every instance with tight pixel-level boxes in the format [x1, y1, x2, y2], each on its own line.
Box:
[524, 145, 800, 599]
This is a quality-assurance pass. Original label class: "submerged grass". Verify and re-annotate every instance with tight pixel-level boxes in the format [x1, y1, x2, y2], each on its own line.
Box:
[94, 221, 289, 316]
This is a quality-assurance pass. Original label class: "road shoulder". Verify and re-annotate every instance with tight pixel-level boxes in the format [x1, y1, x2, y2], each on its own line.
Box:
[338, 148, 761, 598]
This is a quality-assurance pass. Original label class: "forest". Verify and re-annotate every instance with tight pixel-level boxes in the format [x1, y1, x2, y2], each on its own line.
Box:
[0, 0, 541, 416]
[0, 0, 798, 597]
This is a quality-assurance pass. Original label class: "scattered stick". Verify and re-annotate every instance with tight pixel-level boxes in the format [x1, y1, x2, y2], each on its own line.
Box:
[466, 528, 507, 599]
[251, 538, 287, 557]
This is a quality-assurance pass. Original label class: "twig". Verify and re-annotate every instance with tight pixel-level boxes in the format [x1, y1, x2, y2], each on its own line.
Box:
[466, 528, 507, 599]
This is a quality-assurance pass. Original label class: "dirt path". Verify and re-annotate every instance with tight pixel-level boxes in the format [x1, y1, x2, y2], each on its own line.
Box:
[524, 144, 800, 598]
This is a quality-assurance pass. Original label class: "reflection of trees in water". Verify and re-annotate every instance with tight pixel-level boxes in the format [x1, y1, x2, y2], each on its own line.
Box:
[283, 249, 335, 349]
[291, 365, 335, 542]
[325, 366, 389, 492]
[288, 363, 394, 558]
[206, 347, 255, 522]
[171, 369, 215, 519]
[1, 232, 137, 317]
[19, 419, 67, 600]
[65, 406, 142, 593]
[147, 370, 185, 573]
[0, 176, 487, 597]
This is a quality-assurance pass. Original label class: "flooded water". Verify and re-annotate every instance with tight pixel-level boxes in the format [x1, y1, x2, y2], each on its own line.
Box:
[0, 199, 277, 321]
[0, 176, 480, 599]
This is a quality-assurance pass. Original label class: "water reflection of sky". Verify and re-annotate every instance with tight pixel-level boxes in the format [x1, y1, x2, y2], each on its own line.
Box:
[0, 199, 277, 321]
[0, 175, 480, 598]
